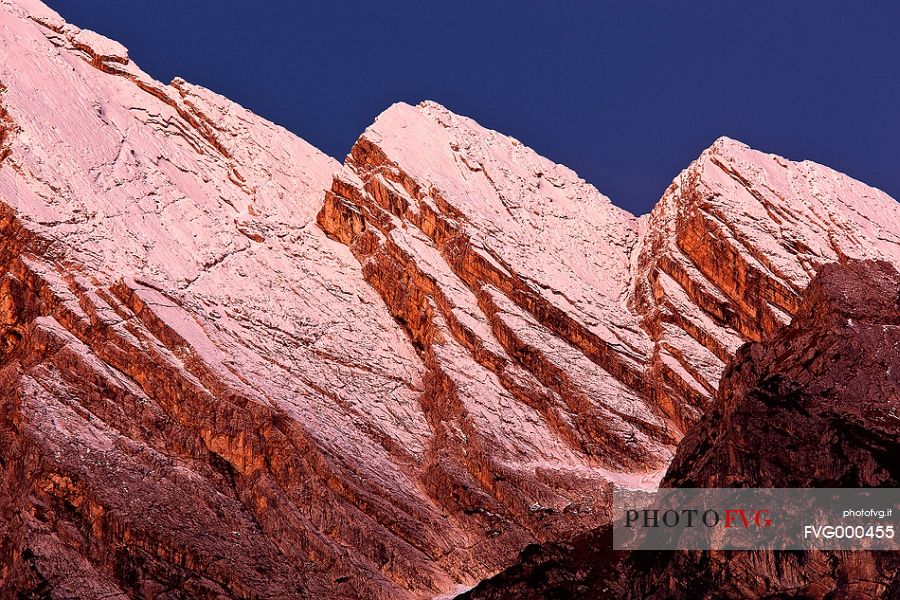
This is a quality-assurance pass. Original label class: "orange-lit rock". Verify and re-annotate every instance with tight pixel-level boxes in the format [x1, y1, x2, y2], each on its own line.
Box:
[461, 260, 900, 599]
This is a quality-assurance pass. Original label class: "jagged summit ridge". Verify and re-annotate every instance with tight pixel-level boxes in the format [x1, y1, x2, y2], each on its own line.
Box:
[321, 99, 900, 434]
[1, 1, 900, 598]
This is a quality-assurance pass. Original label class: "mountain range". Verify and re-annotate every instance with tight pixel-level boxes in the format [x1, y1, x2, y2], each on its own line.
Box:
[0, 1, 897, 598]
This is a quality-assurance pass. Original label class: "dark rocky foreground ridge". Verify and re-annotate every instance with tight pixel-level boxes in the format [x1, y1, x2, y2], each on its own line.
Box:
[460, 259, 900, 599]
[1, 0, 900, 597]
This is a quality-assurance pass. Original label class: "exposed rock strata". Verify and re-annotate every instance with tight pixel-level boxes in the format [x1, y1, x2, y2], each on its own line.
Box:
[459, 260, 900, 599]
[632, 141, 900, 429]
[1, 1, 900, 598]
[319, 100, 900, 441]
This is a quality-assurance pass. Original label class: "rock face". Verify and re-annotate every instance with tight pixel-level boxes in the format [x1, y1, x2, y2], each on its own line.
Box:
[459, 259, 900, 599]
[632, 137, 900, 429]
[1, 1, 900, 598]
[665, 259, 900, 491]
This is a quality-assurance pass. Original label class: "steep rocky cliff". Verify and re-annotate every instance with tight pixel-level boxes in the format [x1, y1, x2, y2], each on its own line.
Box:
[632, 137, 900, 429]
[1, 1, 899, 598]
[459, 259, 900, 599]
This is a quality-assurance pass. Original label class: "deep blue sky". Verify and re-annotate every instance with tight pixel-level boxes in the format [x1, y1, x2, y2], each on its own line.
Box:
[46, 1, 900, 215]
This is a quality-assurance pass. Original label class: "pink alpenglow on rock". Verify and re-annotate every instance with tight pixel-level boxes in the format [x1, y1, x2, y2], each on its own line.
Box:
[1, 1, 900, 598]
